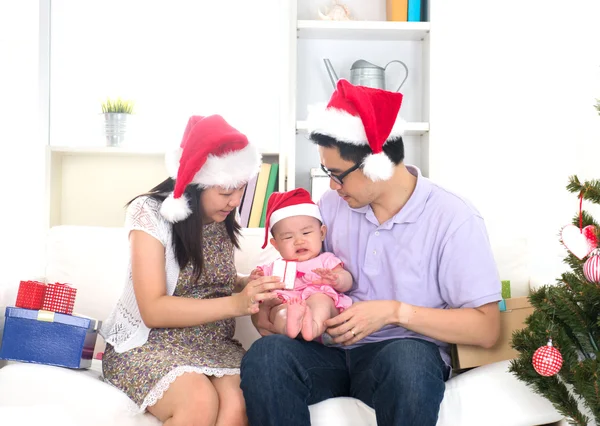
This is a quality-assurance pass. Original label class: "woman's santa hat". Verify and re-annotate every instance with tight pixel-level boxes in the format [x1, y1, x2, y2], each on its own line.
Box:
[307, 79, 405, 181]
[262, 188, 322, 249]
[161, 115, 261, 222]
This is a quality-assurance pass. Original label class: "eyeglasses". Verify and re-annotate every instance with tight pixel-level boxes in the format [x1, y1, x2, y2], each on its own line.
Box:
[320, 163, 360, 186]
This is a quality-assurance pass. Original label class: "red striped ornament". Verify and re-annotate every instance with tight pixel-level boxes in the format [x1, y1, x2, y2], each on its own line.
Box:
[584, 252, 600, 284]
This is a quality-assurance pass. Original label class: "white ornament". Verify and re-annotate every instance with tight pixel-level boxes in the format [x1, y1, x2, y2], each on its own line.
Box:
[318, 1, 351, 21]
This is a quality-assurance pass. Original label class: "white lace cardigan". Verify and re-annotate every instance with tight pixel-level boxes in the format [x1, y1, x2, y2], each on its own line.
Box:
[100, 196, 181, 353]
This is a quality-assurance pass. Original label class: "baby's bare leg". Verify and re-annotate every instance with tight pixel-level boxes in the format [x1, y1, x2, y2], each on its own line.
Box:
[301, 293, 338, 342]
[269, 303, 289, 336]
[269, 299, 307, 339]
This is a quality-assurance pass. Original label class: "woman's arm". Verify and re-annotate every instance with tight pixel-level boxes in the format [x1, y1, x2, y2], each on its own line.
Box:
[234, 274, 249, 293]
[131, 231, 281, 328]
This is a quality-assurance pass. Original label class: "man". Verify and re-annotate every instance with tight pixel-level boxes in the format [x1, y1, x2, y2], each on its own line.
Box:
[240, 79, 501, 426]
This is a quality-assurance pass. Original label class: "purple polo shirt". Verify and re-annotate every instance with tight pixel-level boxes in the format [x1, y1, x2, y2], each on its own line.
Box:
[318, 165, 502, 366]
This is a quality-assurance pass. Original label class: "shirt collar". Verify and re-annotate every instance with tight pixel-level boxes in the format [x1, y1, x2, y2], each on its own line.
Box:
[349, 165, 432, 225]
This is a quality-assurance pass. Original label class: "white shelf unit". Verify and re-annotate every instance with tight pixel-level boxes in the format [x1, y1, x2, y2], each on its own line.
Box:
[280, 2, 431, 193]
[297, 19, 430, 41]
[46, 145, 280, 228]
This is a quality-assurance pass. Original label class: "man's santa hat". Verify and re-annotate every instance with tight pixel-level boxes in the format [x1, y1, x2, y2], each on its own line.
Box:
[262, 188, 322, 249]
[161, 115, 261, 222]
[307, 79, 405, 181]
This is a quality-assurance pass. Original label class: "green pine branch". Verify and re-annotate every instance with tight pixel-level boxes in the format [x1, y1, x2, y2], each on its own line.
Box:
[572, 359, 600, 421]
[510, 175, 600, 424]
[567, 175, 600, 205]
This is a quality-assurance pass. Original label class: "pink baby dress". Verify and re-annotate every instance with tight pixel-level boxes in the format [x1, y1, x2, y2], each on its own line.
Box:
[258, 252, 352, 311]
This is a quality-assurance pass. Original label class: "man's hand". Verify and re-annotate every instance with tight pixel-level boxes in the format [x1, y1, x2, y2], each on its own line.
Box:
[324, 300, 398, 346]
[251, 298, 282, 336]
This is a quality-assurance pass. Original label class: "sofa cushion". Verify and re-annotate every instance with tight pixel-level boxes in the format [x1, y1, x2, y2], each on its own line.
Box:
[0, 358, 563, 426]
[0, 361, 160, 426]
[23, 226, 563, 426]
[45, 226, 129, 322]
[44, 226, 279, 320]
[234, 228, 279, 274]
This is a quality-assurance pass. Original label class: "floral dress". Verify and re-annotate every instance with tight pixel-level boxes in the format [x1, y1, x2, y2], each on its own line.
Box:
[102, 221, 245, 411]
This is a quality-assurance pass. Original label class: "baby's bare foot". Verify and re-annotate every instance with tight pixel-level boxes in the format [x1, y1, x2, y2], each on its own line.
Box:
[301, 305, 323, 341]
[286, 298, 306, 339]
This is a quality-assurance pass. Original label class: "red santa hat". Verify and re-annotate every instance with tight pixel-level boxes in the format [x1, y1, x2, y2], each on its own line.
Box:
[262, 188, 323, 249]
[161, 115, 261, 222]
[307, 79, 405, 181]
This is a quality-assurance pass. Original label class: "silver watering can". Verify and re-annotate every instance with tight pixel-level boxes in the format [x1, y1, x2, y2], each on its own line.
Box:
[324, 58, 409, 92]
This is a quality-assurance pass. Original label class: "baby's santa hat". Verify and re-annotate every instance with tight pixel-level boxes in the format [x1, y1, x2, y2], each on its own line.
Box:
[262, 188, 323, 249]
[307, 79, 405, 182]
[161, 115, 261, 222]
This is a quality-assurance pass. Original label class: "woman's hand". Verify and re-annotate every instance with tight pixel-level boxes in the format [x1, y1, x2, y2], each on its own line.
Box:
[235, 268, 265, 292]
[233, 275, 284, 316]
[248, 268, 264, 283]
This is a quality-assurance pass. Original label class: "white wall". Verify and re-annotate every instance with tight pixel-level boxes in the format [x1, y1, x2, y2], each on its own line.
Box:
[0, 2, 47, 300]
[1, 0, 600, 301]
[429, 0, 600, 294]
[49, 0, 281, 155]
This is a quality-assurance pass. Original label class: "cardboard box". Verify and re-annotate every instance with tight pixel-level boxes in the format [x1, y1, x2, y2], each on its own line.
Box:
[452, 296, 533, 370]
[0, 307, 101, 369]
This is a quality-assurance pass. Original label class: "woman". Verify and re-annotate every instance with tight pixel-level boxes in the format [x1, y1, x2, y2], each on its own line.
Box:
[100, 115, 284, 426]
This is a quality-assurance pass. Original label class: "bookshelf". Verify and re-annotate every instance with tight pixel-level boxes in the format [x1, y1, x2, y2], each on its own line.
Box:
[280, 0, 431, 193]
[43, 0, 430, 230]
[46, 145, 279, 228]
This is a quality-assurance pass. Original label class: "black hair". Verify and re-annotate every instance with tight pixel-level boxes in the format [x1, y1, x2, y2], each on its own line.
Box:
[127, 178, 241, 281]
[309, 133, 405, 166]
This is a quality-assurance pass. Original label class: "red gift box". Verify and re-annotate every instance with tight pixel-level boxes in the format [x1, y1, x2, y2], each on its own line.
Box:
[15, 280, 47, 310]
[42, 283, 77, 315]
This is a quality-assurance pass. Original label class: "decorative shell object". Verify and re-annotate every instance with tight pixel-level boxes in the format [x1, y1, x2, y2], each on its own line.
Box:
[318, 0, 351, 21]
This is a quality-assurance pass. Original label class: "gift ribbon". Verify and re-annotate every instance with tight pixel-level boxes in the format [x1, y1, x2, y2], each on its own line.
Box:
[37, 310, 55, 322]
[35, 309, 99, 331]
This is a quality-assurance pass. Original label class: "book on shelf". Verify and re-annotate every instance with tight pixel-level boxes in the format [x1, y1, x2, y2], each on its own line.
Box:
[238, 162, 279, 229]
[259, 163, 279, 228]
[386, 0, 408, 21]
[386, 0, 427, 22]
[239, 173, 258, 228]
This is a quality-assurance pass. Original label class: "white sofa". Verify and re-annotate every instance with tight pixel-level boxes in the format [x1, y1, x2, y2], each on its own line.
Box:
[0, 226, 563, 426]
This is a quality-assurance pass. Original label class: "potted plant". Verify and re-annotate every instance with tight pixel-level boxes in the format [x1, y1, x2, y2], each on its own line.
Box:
[101, 97, 134, 147]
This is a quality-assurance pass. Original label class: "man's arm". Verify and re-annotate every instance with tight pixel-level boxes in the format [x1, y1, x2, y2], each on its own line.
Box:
[325, 299, 500, 347]
[396, 300, 500, 348]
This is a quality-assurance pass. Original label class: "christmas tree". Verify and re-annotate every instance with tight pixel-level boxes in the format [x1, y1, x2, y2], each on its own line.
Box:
[509, 174, 600, 425]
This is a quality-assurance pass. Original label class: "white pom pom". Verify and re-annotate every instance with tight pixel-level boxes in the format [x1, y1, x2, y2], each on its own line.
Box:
[362, 152, 394, 181]
[160, 193, 192, 223]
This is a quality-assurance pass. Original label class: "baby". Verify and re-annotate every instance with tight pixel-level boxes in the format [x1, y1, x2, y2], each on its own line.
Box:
[253, 188, 353, 341]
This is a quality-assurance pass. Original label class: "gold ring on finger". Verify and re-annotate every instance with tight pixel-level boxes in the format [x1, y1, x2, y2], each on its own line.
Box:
[250, 296, 255, 304]
[351, 329, 356, 337]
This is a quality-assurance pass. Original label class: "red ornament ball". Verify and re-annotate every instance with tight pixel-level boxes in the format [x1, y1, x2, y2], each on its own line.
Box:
[584, 253, 600, 284]
[532, 339, 563, 376]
